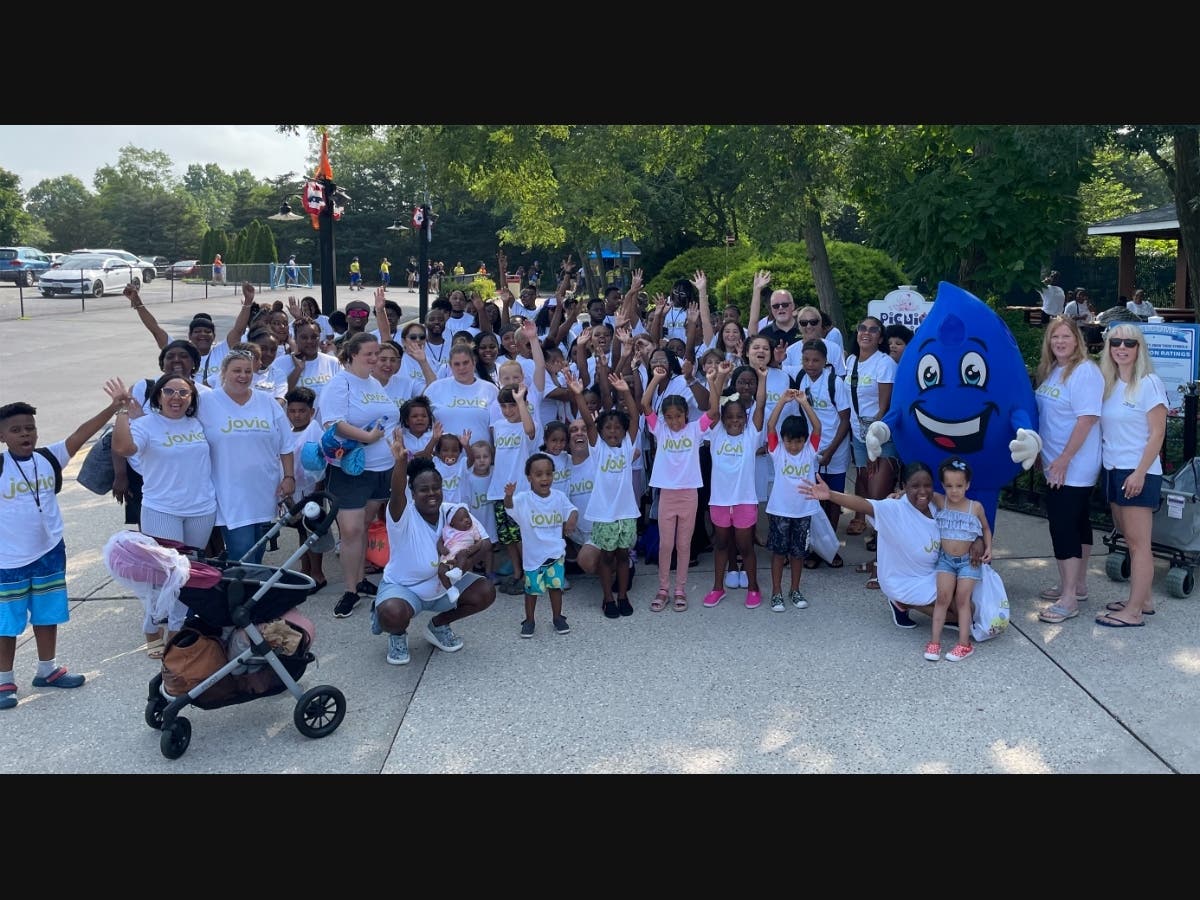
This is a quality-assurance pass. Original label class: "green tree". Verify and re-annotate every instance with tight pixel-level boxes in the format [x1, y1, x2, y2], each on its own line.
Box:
[0, 168, 42, 246]
[25, 175, 97, 252]
[845, 125, 1102, 295]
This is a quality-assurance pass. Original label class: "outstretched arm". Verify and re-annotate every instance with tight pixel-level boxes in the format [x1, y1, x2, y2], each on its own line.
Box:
[124, 284, 169, 349]
[387, 435, 410, 521]
[798, 472, 874, 517]
[226, 283, 257, 348]
[746, 270, 770, 337]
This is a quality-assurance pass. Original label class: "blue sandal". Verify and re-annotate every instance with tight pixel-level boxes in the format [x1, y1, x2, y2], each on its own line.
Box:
[31, 667, 85, 689]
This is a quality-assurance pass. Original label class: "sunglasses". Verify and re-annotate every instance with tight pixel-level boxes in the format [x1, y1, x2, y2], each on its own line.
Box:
[407, 333, 427, 341]
[770, 303, 793, 311]
[857, 324, 881, 334]
[797, 318, 821, 327]
[1108, 338, 1140, 348]
[347, 311, 370, 319]
[160, 387, 192, 399]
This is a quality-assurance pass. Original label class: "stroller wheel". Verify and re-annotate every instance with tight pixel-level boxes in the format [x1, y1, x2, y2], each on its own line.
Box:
[144, 695, 167, 730]
[294, 685, 346, 739]
[1106, 553, 1131, 583]
[160, 717, 192, 759]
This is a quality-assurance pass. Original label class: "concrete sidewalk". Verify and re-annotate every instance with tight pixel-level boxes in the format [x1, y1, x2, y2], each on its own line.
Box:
[1, 286, 1196, 773]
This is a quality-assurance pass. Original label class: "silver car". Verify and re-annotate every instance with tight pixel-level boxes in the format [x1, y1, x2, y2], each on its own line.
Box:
[73, 248, 158, 282]
[39, 254, 141, 297]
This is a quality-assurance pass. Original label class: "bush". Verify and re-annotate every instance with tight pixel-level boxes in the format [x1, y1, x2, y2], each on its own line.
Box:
[644, 243, 756, 303]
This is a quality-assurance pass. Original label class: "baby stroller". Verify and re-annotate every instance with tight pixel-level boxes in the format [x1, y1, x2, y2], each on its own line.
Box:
[141, 492, 346, 759]
[1104, 458, 1200, 598]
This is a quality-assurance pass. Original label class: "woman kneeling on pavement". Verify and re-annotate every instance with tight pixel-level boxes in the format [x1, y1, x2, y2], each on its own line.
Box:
[800, 462, 986, 638]
[371, 438, 496, 666]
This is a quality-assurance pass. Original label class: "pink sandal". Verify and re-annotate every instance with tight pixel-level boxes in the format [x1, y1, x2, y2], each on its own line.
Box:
[650, 589, 669, 612]
[673, 591, 688, 611]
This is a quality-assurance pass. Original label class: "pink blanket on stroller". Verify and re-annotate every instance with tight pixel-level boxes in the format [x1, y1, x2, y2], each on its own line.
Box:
[102, 531, 221, 633]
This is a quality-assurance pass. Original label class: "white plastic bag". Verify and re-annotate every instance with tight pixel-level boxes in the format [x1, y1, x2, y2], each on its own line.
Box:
[807, 512, 841, 564]
[970, 563, 1010, 642]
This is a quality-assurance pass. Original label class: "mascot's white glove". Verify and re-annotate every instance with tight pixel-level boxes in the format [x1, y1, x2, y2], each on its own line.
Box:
[865, 421, 891, 462]
[1009, 428, 1043, 471]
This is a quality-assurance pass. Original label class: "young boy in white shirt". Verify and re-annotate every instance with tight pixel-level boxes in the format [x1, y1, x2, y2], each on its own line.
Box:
[504, 453, 578, 638]
[286, 386, 328, 593]
[0, 397, 124, 709]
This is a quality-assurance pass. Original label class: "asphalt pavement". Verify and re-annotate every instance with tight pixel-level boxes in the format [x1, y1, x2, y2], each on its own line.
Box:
[1, 282, 1197, 773]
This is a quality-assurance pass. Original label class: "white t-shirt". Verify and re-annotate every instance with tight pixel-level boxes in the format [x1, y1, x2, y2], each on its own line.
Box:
[392, 353, 433, 402]
[128, 414, 218, 517]
[1035, 361, 1103, 487]
[510, 489, 577, 570]
[798, 368, 853, 474]
[194, 342, 231, 389]
[434, 455, 469, 506]
[488, 419, 538, 501]
[252, 367, 287, 401]
[566, 453, 596, 538]
[765, 432, 822, 518]
[1100, 375, 1168, 474]
[548, 451, 572, 495]
[844, 350, 897, 438]
[1039, 284, 1066, 317]
[319, 370, 397, 472]
[383, 500, 457, 601]
[1127, 299, 1157, 318]
[585, 435, 640, 522]
[0, 442, 71, 569]
[424, 377, 499, 442]
[195, 389, 292, 530]
[705, 417, 763, 507]
[753, 367, 800, 500]
[784, 338, 847, 379]
[1064, 301, 1093, 325]
[271, 352, 341, 403]
[401, 427, 436, 457]
[645, 374, 702, 422]
[660, 305, 689, 343]
[465, 469, 497, 542]
[422, 339, 451, 371]
[867, 496, 940, 608]
[443, 316, 480, 341]
[290, 420, 326, 502]
[538, 369, 572, 425]
[647, 414, 704, 490]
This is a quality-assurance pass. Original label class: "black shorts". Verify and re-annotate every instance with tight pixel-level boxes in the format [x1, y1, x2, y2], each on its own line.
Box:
[325, 465, 393, 511]
[767, 514, 811, 559]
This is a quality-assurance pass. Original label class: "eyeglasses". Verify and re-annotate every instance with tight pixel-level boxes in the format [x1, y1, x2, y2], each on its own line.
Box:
[797, 318, 821, 327]
[160, 387, 192, 399]
[770, 303, 793, 311]
[1108, 338, 1140, 348]
[407, 333, 427, 341]
[857, 324, 881, 334]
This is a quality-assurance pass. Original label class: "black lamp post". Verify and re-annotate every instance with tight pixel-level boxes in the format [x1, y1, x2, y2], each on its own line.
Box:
[410, 203, 433, 322]
[270, 183, 348, 318]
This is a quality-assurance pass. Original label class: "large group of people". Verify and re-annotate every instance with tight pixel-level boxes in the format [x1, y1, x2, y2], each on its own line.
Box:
[0, 263, 1172, 710]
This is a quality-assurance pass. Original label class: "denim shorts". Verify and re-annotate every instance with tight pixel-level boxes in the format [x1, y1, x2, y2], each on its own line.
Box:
[851, 436, 899, 468]
[376, 571, 484, 615]
[934, 549, 982, 581]
[1103, 468, 1163, 509]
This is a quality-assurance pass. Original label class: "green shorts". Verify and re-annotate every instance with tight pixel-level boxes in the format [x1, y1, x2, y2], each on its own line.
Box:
[524, 557, 566, 596]
[590, 517, 637, 552]
[493, 500, 521, 545]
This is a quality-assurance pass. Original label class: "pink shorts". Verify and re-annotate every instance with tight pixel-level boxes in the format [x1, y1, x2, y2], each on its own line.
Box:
[710, 503, 758, 529]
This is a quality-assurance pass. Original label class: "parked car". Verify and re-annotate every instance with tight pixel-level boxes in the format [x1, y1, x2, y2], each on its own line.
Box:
[166, 259, 200, 280]
[72, 248, 157, 282]
[38, 254, 141, 298]
[0, 246, 53, 287]
[48, 253, 66, 267]
[140, 255, 170, 277]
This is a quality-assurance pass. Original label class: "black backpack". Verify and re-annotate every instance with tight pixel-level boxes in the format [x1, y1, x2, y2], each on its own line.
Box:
[1, 447, 63, 494]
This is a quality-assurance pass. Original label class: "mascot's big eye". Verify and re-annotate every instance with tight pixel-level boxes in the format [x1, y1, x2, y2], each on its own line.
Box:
[917, 354, 941, 389]
[960, 352, 987, 387]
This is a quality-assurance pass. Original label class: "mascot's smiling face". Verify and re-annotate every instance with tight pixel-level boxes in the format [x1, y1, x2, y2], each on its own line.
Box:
[897, 282, 1023, 461]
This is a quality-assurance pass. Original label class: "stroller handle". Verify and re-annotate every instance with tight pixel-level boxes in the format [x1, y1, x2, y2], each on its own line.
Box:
[287, 491, 340, 538]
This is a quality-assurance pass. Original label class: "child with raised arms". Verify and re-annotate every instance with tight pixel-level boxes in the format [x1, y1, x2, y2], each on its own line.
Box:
[763, 388, 822, 611]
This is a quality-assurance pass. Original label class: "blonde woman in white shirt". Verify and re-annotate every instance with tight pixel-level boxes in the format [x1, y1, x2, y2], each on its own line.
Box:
[1031, 317, 1103, 624]
[1094, 324, 1167, 627]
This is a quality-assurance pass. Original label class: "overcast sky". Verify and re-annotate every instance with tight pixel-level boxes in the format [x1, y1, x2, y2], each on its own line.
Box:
[0, 125, 313, 190]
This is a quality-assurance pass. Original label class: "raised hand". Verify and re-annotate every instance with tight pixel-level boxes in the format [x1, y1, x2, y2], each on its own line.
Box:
[374, 286, 386, 310]
[608, 372, 631, 393]
[717, 359, 734, 376]
[103, 377, 131, 406]
[686, 302, 701, 326]
[242, 282, 255, 304]
[513, 382, 527, 402]
[431, 421, 445, 442]
[287, 296, 304, 320]
[504, 481, 518, 499]
[460, 428, 472, 449]
[681, 358, 695, 380]
[521, 319, 538, 341]
[753, 270, 771, 293]
[651, 365, 669, 382]
[797, 473, 829, 500]
[123, 284, 141, 306]
[692, 269, 707, 294]
[390, 430, 409, 464]
[629, 268, 643, 292]
[566, 374, 584, 394]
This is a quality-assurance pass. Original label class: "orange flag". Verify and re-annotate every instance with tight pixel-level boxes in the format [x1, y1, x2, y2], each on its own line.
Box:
[314, 130, 333, 182]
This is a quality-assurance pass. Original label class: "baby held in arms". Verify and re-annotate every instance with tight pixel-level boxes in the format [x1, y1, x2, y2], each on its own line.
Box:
[438, 504, 489, 602]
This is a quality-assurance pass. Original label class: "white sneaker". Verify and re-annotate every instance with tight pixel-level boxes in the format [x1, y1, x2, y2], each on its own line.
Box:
[725, 570, 740, 589]
[738, 570, 749, 589]
[386, 633, 410, 666]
